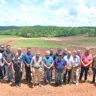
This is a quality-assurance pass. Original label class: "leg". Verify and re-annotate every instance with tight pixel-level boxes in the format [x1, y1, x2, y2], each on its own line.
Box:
[28, 67, 31, 83]
[63, 70, 67, 83]
[47, 70, 52, 83]
[72, 68, 75, 82]
[68, 69, 72, 83]
[37, 68, 42, 84]
[79, 67, 85, 81]
[8, 66, 13, 82]
[25, 65, 28, 82]
[44, 70, 47, 84]
[85, 67, 89, 81]
[32, 68, 36, 84]
[55, 71, 59, 86]
[75, 68, 79, 85]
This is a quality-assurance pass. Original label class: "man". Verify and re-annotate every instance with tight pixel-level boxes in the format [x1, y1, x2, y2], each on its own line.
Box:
[77, 50, 82, 58]
[54, 48, 62, 60]
[50, 48, 55, 59]
[0, 45, 5, 53]
[91, 56, 96, 83]
[23, 47, 34, 83]
[79, 47, 93, 82]
[72, 51, 80, 86]
[63, 51, 73, 85]
[62, 48, 68, 58]
[0, 45, 4, 81]
[17, 48, 24, 81]
[54, 53, 66, 86]
[42, 50, 53, 85]
[30, 51, 42, 87]
[3, 45, 14, 82]
[0, 45, 6, 77]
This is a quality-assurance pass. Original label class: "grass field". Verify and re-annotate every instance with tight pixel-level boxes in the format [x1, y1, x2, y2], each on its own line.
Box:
[0, 35, 21, 38]
[13, 39, 60, 48]
[0, 35, 96, 48]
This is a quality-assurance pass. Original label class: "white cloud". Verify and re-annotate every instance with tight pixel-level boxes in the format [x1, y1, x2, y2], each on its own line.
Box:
[0, 0, 6, 4]
[20, 4, 27, 12]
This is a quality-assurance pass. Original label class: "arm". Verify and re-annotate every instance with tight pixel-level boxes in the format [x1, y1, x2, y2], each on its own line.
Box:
[3, 57, 9, 65]
[23, 55, 28, 65]
[85, 55, 93, 67]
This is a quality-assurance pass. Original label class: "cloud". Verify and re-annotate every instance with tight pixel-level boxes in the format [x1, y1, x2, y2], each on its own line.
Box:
[0, 0, 6, 4]
[20, 4, 27, 12]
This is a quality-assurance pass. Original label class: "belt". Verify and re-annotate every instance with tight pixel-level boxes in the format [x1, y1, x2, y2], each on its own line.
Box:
[33, 67, 40, 69]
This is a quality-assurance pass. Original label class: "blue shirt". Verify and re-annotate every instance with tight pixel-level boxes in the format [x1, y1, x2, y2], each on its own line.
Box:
[42, 56, 53, 69]
[54, 58, 66, 72]
[23, 53, 34, 65]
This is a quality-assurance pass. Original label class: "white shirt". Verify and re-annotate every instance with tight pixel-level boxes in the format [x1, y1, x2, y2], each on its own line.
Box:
[0, 53, 3, 66]
[64, 55, 73, 67]
[30, 56, 42, 68]
[72, 55, 80, 67]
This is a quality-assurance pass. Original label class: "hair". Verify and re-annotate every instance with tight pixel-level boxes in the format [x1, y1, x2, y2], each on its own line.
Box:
[27, 47, 31, 50]
[6, 45, 10, 47]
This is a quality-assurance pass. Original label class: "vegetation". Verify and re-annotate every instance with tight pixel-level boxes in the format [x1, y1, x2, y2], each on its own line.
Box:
[0, 26, 96, 38]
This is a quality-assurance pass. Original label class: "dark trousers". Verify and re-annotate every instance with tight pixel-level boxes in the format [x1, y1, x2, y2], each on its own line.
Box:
[92, 67, 96, 82]
[0, 66, 4, 79]
[15, 71, 21, 85]
[25, 65, 31, 83]
[63, 69, 72, 83]
[79, 67, 89, 81]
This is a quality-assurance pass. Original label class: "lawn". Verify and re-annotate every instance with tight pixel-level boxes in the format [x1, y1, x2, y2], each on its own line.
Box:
[13, 39, 60, 48]
[0, 35, 21, 38]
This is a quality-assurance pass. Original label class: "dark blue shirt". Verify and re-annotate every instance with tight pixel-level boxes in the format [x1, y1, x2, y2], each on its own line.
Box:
[54, 58, 66, 72]
[23, 53, 34, 65]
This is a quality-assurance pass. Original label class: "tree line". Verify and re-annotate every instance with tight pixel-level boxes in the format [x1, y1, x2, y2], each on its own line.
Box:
[0, 26, 96, 37]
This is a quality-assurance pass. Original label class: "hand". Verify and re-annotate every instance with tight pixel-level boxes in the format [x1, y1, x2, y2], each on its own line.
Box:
[8, 63, 11, 66]
[27, 64, 30, 67]
[47, 67, 50, 70]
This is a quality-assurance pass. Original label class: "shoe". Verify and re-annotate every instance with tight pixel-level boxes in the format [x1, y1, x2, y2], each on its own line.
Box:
[91, 81, 94, 83]
[68, 82, 71, 85]
[39, 84, 41, 87]
[76, 83, 78, 86]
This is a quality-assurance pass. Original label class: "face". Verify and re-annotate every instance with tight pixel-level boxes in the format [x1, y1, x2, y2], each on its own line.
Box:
[58, 55, 62, 60]
[68, 51, 71, 57]
[50, 49, 53, 53]
[15, 53, 19, 59]
[27, 49, 31, 54]
[6, 45, 11, 51]
[18, 49, 21, 53]
[0, 45, 4, 51]
[85, 50, 90, 55]
[36, 53, 40, 57]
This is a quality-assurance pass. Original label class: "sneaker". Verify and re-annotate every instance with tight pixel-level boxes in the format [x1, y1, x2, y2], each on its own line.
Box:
[68, 82, 71, 85]
[76, 83, 78, 86]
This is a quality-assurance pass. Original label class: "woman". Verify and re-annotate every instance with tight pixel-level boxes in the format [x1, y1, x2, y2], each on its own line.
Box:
[12, 53, 22, 87]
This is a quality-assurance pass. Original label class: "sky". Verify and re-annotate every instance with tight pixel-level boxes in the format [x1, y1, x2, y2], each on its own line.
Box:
[0, 0, 96, 27]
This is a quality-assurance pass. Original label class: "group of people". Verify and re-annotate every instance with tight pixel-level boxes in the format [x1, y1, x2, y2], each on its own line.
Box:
[0, 44, 96, 87]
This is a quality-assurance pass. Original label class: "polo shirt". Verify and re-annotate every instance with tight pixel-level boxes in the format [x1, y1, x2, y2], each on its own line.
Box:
[3, 50, 14, 64]
[23, 53, 34, 65]
[54, 58, 66, 72]
[42, 56, 53, 70]
[81, 53, 93, 67]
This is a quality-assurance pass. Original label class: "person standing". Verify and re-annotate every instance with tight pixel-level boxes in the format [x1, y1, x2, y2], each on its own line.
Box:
[54, 53, 66, 86]
[30, 51, 42, 87]
[17, 48, 24, 81]
[72, 51, 80, 86]
[0, 45, 4, 81]
[62, 48, 68, 58]
[3, 45, 14, 82]
[23, 47, 34, 83]
[79, 47, 93, 82]
[91, 55, 96, 83]
[42, 50, 53, 85]
[12, 53, 22, 87]
[63, 51, 73, 85]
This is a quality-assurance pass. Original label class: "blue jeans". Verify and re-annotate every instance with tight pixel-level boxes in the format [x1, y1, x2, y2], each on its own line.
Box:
[5, 65, 13, 81]
[92, 67, 96, 82]
[55, 71, 64, 86]
[44, 69, 52, 84]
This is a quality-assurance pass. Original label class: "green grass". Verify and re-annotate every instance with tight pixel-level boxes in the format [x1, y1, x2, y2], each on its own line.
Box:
[13, 39, 60, 48]
[0, 35, 21, 38]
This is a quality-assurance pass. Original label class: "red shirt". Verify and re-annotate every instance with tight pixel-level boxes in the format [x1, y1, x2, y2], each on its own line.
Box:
[81, 53, 93, 67]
